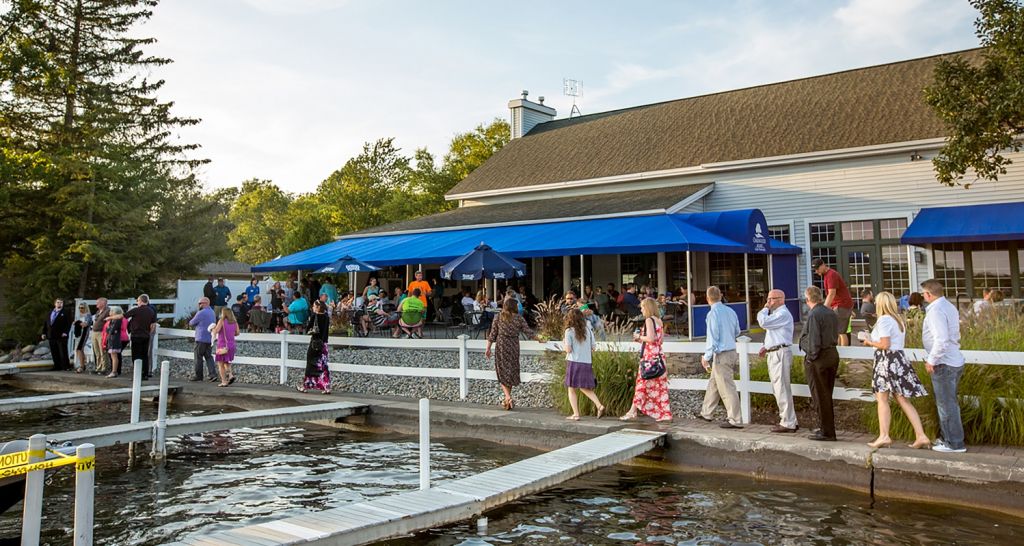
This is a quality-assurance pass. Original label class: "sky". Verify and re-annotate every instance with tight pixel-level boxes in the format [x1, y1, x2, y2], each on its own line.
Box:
[140, 0, 982, 194]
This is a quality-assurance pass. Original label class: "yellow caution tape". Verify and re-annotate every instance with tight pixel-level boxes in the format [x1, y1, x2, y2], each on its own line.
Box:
[0, 450, 30, 469]
[0, 451, 93, 478]
[75, 456, 95, 472]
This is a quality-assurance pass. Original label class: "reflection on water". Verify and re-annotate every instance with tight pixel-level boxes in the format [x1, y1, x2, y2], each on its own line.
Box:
[0, 396, 523, 545]
[400, 467, 1024, 546]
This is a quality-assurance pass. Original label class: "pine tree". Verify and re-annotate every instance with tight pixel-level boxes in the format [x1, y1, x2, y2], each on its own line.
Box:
[0, 0, 227, 340]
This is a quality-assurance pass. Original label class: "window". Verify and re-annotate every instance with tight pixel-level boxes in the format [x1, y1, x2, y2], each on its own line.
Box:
[810, 223, 835, 243]
[841, 221, 874, 241]
[880, 218, 908, 240]
[810, 248, 837, 289]
[768, 225, 791, 244]
[971, 242, 1012, 298]
[933, 245, 967, 297]
[708, 253, 745, 302]
[881, 245, 911, 296]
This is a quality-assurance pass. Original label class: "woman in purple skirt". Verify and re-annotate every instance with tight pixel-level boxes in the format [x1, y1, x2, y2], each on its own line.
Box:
[563, 308, 605, 420]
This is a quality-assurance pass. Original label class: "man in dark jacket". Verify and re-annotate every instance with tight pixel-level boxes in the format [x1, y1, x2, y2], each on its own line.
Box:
[203, 275, 216, 303]
[41, 298, 73, 371]
[799, 286, 839, 441]
[125, 294, 158, 379]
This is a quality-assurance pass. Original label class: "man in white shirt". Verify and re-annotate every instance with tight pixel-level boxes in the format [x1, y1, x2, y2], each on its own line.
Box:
[757, 289, 798, 433]
[920, 279, 967, 453]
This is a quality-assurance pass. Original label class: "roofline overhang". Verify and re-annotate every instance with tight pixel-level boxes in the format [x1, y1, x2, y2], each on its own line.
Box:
[445, 137, 948, 201]
[335, 183, 715, 241]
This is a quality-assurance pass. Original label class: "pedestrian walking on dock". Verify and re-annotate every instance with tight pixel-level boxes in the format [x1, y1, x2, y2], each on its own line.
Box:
[698, 286, 741, 428]
[485, 296, 534, 410]
[90, 297, 110, 374]
[41, 298, 72, 371]
[562, 308, 606, 420]
[212, 307, 239, 387]
[799, 286, 839, 441]
[920, 279, 967, 453]
[73, 302, 93, 373]
[189, 297, 218, 382]
[858, 291, 930, 449]
[757, 289, 798, 433]
[621, 297, 672, 422]
[103, 306, 129, 378]
[298, 299, 332, 394]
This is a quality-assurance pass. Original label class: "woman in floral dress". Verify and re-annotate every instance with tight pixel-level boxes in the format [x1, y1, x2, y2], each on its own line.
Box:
[858, 291, 929, 449]
[298, 300, 332, 394]
[485, 297, 534, 410]
[621, 298, 672, 422]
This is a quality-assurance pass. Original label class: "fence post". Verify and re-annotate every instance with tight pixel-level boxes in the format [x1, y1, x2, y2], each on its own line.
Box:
[279, 330, 289, 385]
[419, 398, 430, 490]
[73, 443, 96, 546]
[151, 360, 170, 459]
[21, 433, 46, 546]
[737, 336, 752, 424]
[130, 359, 143, 424]
[457, 334, 469, 400]
[151, 324, 159, 375]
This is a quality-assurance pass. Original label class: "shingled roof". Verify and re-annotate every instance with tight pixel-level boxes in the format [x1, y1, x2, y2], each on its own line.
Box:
[448, 49, 980, 197]
[345, 183, 711, 237]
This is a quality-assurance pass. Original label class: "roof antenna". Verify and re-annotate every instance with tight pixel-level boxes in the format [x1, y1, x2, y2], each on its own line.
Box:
[563, 78, 582, 117]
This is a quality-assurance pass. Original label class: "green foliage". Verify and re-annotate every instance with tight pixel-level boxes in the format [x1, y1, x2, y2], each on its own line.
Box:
[0, 0, 230, 341]
[926, 0, 1024, 187]
[443, 119, 510, 180]
[866, 307, 1024, 445]
[228, 179, 292, 265]
[279, 193, 333, 256]
[548, 346, 638, 416]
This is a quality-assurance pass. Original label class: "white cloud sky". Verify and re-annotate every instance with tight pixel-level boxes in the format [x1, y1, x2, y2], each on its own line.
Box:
[139, 0, 980, 194]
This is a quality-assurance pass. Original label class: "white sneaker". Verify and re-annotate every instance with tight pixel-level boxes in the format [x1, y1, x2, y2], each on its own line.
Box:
[932, 442, 967, 453]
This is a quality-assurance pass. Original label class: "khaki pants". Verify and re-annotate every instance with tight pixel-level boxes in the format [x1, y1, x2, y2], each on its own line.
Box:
[767, 347, 798, 429]
[701, 350, 741, 424]
[90, 331, 109, 372]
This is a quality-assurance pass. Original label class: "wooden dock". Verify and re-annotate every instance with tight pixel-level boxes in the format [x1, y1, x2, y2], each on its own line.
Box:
[50, 401, 369, 448]
[173, 428, 666, 546]
[0, 385, 176, 413]
[0, 364, 18, 376]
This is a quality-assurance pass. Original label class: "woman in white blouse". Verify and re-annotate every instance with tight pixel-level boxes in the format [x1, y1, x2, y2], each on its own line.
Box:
[858, 291, 930, 449]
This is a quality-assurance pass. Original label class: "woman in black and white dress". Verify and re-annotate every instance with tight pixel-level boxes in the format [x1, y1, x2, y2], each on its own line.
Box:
[859, 291, 930, 449]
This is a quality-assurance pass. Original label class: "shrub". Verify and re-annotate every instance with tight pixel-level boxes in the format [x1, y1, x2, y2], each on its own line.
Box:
[863, 307, 1024, 446]
[548, 344, 638, 417]
[532, 296, 566, 342]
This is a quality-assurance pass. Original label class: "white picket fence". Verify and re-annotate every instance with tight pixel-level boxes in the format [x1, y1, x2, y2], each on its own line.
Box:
[153, 327, 1024, 424]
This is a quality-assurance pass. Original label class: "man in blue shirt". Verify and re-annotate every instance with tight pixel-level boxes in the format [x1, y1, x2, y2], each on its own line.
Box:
[188, 297, 217, 381]
[212, 278, 231, 317]
[699, 286, 743, 428]
[244, 278, 260, 305]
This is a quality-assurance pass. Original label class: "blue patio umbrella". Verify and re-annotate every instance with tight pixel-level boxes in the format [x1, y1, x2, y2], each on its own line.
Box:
[441, 242, 527, 281]
[313, 255, 380, 274]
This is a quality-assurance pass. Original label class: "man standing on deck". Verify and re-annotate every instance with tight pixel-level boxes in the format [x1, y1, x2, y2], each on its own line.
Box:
[757, 289, 797, 433]
[189, 297, 217, 382]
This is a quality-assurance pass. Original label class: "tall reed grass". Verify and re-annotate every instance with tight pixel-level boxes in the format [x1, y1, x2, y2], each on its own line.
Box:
[547, 345, 638, 416]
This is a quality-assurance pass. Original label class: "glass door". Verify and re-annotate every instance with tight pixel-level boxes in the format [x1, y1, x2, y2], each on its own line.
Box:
[845, 246, 874, 310]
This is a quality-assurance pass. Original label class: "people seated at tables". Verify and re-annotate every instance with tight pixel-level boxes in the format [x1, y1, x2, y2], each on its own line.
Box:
[460, 289, 475, 308]
[285, 292, 309, 334]
[360, 294, 396, 335]
[398, 288, 426, 338]
[621, 284, 642, 318]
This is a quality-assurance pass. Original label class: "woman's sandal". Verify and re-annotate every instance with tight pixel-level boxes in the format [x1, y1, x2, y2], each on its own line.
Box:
[619, 413, 638, 421]
[596, 406, 606, 419]
[908, 439, 931, 449]
[228, 376, 236, 385]
[501, 399, 511, 411]
[218, 383, 229, 387]
[565, 415, 580, 421]
[322, 390, 331, 395]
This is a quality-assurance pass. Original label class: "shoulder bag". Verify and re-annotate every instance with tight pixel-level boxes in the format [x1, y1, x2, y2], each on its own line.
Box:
[639, 318, 666, 380]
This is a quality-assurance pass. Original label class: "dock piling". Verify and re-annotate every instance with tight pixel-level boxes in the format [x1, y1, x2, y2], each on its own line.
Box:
[737, 336, 751, 424]
[279, 330, 289, 385]
[21, 433, 46, 546]
[73, 443, 95, 546]
[152, 360, 170, 458]
[457, 335, 468, 400]
[419, 398, 430, 490]
[130, 359, 143, 424]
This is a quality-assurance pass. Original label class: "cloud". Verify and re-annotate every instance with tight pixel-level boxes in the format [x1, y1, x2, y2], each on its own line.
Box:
[238, 0, 352, 15]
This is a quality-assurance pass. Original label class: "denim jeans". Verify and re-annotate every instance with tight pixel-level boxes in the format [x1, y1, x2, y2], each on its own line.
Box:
[931, 364, 965, 449]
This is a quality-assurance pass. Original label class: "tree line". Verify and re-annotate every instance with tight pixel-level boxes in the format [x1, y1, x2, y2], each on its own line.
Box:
[0, 0, 507, 342]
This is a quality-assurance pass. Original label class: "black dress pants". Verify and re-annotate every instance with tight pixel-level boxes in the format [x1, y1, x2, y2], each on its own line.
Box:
[131, 335, 151, 378]
[48, 337, 70, 370]
[804, 346, 839, 438]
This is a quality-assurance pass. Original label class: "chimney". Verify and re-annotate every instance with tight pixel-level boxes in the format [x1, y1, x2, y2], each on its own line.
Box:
[508, 90, 556, 139]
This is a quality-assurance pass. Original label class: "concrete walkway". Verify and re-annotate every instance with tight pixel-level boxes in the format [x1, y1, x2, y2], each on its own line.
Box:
[5, 370, 1023, 518]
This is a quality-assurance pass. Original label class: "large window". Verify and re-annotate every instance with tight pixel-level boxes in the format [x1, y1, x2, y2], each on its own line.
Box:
[810, 218, 913, 297]
[709, 253, 745, 303]
[933, 245, 967, 297]
[971, 242, 1012, 298]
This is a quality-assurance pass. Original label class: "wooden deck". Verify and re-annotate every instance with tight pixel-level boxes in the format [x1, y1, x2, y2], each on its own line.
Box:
[173, 428, 666, 546]
[49, 401, 369, 448]
[0, 364, 18, 376]
[0, 385, 176, 413]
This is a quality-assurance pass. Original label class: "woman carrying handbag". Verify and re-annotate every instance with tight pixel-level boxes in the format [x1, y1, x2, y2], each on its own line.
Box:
[298, 300, 332, 394]
[621, 298, 672, 422]
[211, 307, 238, 387]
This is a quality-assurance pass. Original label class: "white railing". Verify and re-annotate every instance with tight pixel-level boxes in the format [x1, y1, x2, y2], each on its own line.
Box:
[154, 327, 1024, 424]
[75, 298, 178, 321]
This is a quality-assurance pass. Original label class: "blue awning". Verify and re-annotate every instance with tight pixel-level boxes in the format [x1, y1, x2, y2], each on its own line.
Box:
[901, 201, 1024, 245]
[253, 209, 801, 272]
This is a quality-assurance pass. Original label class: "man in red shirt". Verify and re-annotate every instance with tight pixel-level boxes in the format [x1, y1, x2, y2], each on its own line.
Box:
[811, 258, 855, 346]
